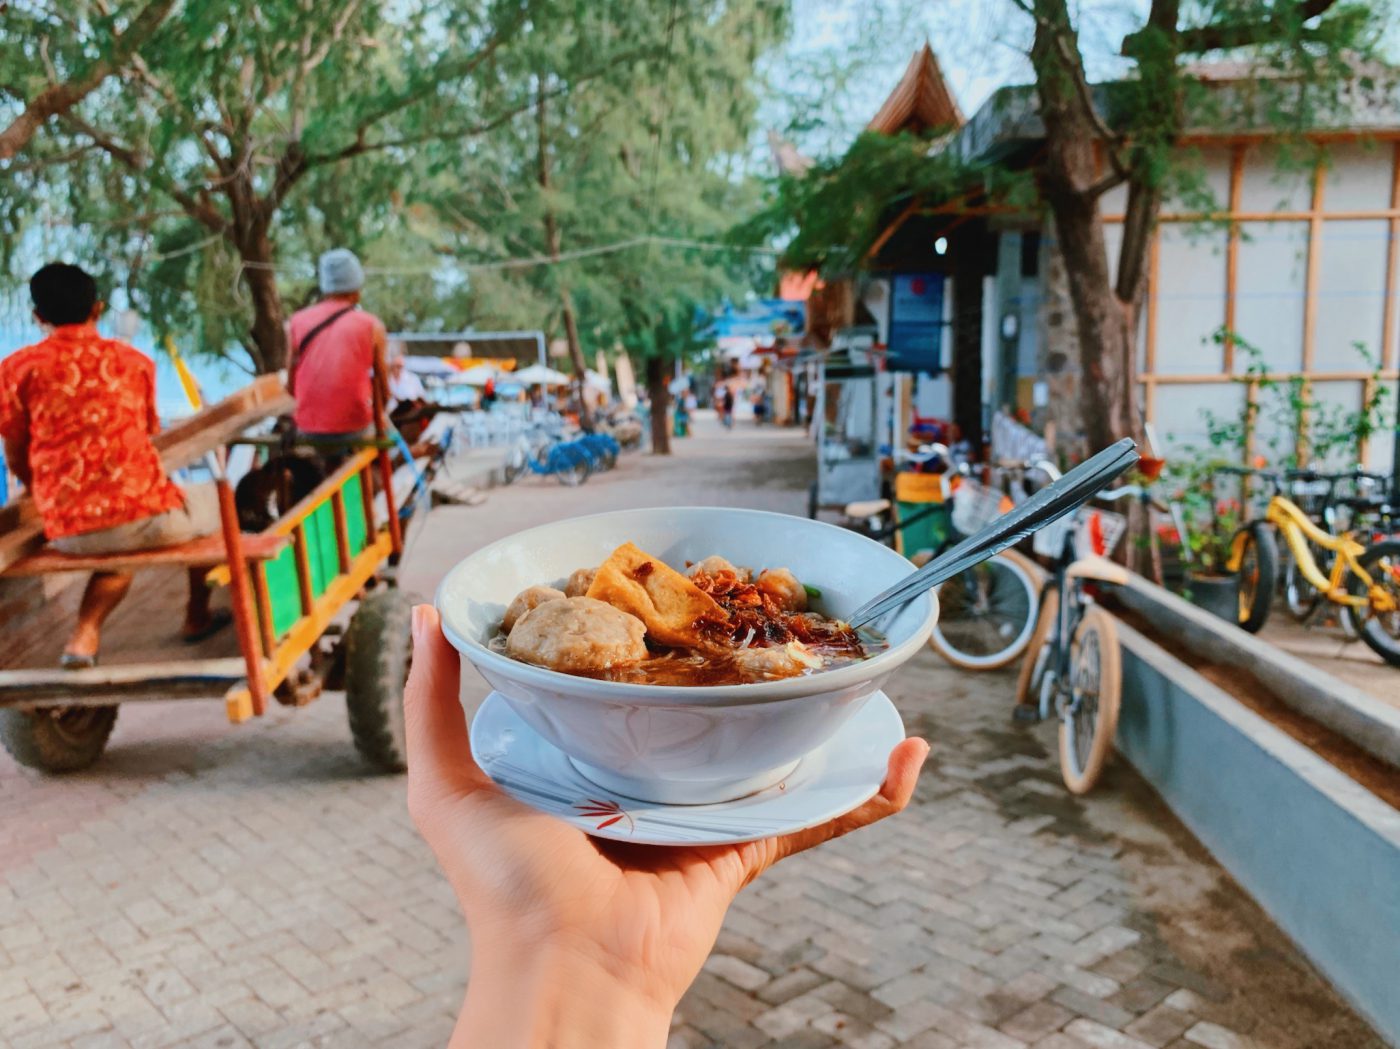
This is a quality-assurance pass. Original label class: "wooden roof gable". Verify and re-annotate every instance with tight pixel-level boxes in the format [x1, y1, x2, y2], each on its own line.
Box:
[867, 44, 963, 135]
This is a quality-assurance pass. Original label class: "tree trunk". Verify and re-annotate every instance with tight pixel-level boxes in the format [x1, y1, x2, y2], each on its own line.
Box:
[537, 77, 593, 430]
[237, 232, 287, 374]
[645, 354, 672, 455]
[1030, 0, 1145, 457]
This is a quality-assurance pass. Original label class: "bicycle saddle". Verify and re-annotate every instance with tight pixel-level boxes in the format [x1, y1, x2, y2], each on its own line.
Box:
[845, 499, 892, 519]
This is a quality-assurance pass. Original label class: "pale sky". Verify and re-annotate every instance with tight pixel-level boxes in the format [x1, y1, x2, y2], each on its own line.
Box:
[763, 0, 1400, 159]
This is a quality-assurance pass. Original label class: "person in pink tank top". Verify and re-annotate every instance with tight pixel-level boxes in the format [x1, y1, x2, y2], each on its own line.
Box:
[286, 248, 389, 460]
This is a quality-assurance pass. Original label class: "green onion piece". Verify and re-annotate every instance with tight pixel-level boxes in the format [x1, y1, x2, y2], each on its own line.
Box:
[803, 583, 822, 599]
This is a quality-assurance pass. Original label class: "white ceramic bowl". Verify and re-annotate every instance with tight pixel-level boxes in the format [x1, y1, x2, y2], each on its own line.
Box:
[436, 507, 937, 804]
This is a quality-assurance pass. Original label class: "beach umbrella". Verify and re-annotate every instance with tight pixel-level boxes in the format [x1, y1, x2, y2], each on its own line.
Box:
[447, 364, 499, 386]
[584, 369, 612, 392]
[514, 364, 572, 386]
[404, 355, 457, 376]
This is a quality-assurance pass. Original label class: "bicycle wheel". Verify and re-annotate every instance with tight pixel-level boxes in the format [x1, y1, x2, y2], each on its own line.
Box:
[1283, 544, 1325, 621]
[551, 447, 591, 487]
[1346, 539, 1400, 667]
[928, 551, 1038, 671]
[1014, 587, 1059, 707]
[1234, 522, 1277, 634]
[1059, 607, 1122, 795]
[502, 443, 527, 485]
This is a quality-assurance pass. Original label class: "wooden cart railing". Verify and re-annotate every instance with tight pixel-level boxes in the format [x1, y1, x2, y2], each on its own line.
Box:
[210, 448, 397, 721]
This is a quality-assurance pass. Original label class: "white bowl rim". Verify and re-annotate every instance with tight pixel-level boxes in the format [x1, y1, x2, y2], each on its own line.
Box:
[433, 505, 937, 707]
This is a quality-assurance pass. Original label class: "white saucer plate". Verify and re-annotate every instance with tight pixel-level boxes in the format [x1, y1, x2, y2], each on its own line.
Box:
[469, 690, 906, 846]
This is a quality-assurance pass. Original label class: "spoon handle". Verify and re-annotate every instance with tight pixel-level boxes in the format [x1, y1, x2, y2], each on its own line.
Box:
[848, 437, 1139, 628]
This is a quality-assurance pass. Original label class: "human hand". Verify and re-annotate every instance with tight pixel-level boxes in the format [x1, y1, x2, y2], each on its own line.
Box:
[404, 604, 929, 1049]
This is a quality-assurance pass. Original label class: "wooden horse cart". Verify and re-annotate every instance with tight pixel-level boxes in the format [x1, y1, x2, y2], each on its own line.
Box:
[0, 375, 414, 774]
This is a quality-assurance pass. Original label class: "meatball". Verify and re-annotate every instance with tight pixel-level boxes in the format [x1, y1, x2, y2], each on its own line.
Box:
[564, 567, 597, 597]
[731, 642, 821, 680]
[502, 585, 566, 632]
[506, 597, 648, 673]
[687, 555, 751, 582]
[756, 567, 808, 612]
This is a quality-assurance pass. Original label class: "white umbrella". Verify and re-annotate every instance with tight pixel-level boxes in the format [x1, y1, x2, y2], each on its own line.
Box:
[514, 364, 572, 386]
[584, 369, 611, 392]
[404, 355, 457, 376]
[447, 364, 499, 387]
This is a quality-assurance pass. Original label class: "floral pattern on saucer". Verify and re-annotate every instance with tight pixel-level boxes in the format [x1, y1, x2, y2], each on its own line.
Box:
[469, 690, 905, 846]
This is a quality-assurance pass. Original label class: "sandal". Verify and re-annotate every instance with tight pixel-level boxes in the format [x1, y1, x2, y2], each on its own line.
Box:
[182, 609, 233, 645]
[59, 652, 98, 670]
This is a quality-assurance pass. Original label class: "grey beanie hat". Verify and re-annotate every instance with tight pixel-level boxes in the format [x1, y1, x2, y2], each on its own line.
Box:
[319, 248, 365, 294]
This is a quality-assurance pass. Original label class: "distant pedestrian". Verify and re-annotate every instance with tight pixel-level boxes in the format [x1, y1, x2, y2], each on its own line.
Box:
[721, 384, 735, 429]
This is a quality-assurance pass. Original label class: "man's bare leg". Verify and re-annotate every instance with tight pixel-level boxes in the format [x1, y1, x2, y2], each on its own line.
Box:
[182, 566, 214, 638]
[65, 571, 134, 660]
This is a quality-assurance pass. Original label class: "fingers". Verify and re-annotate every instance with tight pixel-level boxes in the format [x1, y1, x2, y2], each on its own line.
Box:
[768, 736, 929, 867]
[404, 605, 493, 815]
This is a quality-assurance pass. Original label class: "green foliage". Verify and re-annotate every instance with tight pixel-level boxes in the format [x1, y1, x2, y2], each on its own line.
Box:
[1190, 328, 1394, 471]
[734, 130, 1034, 276]
[2, 0, 784, 374]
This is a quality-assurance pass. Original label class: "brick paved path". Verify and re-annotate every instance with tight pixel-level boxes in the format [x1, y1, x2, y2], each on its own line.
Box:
[0, 417, 1381, 1048]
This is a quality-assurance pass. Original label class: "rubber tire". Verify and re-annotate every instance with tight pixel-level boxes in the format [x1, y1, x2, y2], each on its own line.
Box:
[0, 706, 118, 773]
[1347, 539, 1400, 667]
[928, 551, 1039, 671]
[345, 589, 415, 773]
[502, 445, 527, 485]
[1283, 547, 1322, 622]
[1235, 522, 1277, 634]
[1015, 588, 1060, 708]
[1059, 607, 1121, 795]
[553, 448, 590, 487]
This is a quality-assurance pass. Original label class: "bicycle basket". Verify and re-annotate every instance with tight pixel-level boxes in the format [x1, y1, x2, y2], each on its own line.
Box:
[1032, 507, 1128, 559]
[951, 479, 1010, 536]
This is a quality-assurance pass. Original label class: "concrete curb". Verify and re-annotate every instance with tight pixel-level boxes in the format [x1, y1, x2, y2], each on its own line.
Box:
[1115, 573, 1400, 769]
[1115, 618, 1400, 1047]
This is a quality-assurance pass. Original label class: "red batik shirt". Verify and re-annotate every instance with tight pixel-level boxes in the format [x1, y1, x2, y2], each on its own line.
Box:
[0, 324, 183, 539]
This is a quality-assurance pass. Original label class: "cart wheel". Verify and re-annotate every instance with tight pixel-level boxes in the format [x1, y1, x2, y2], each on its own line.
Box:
[345, 589, 416, 773]
[0, 706, 118, 773]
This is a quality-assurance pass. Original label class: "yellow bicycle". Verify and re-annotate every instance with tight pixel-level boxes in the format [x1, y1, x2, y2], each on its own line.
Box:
[1229, 469, 1400, 666]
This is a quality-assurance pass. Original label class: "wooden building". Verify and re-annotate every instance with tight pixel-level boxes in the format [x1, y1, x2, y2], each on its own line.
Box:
[801, 49, 1400, 472]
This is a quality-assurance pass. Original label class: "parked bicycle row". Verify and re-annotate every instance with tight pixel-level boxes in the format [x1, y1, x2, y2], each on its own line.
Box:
[501, 425, 627, 487]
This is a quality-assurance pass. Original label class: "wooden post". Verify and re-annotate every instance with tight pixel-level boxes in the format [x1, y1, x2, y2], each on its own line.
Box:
[216, 479, 268, 718]
[330, 490, 352, 573]
[372, 371, 404, 556]
[1298, 159, 1326, 465]
[1223, 146, 1245, 372]
[1385, 143, 1400, 485]
[292, 525, 314, 615]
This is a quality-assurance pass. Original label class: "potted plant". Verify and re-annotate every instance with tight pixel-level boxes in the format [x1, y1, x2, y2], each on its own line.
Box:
[1164, 450, 1254, 619]
[1176, 483, 1246, 622]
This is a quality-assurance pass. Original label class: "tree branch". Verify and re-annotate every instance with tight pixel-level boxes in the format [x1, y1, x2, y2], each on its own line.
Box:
[1125, 0, 1338, 55]
[0, 0, 176, 161]
[60, 113, 227, 232]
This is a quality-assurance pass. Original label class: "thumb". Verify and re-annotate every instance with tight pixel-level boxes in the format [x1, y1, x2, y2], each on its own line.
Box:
[403, 604, 492, 813]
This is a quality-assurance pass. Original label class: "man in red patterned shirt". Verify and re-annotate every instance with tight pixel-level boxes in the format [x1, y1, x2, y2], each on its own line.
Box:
[0, 264, 226, 667]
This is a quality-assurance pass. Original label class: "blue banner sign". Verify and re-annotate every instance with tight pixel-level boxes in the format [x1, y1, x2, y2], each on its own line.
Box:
[887, 273, 946, 373]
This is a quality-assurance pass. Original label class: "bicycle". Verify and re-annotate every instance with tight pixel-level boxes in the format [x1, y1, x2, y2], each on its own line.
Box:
[1279, 468, 1391, 632]
[1228, 467, 1400, 665]
[1013, 486, 1131, 794]
[839, 460, 1040, 672]
[501, 429, 591, 486]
